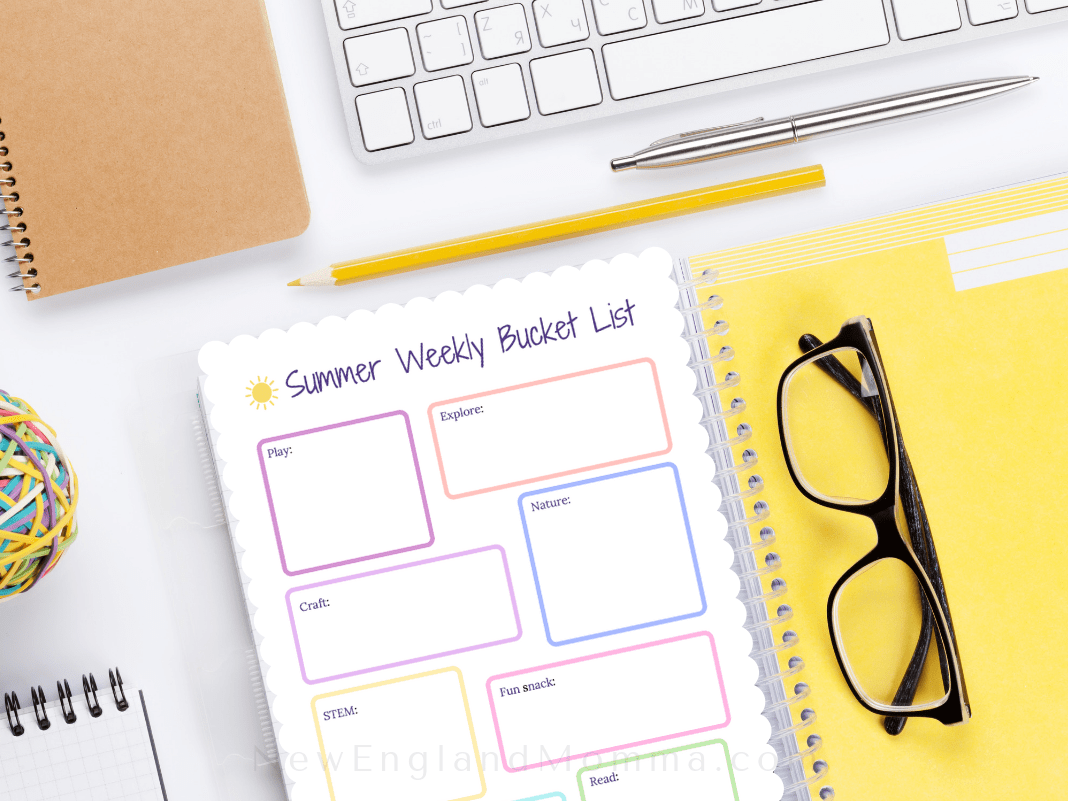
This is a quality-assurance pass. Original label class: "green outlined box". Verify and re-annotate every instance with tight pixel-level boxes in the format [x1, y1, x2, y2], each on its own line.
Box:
[576, 739, 738, 801]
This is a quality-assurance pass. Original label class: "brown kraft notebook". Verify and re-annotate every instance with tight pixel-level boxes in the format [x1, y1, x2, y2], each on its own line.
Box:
[2, 0, 310, 299]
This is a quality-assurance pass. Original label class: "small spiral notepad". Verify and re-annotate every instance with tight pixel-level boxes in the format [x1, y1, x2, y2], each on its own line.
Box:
[0, 670, 167, 801]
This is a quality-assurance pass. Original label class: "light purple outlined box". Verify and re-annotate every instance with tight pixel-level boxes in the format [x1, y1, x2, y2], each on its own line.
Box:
[287, 545, 523, 684]
[258, 410, 434, 576]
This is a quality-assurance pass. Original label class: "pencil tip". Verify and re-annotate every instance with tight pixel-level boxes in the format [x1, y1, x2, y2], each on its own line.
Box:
[287, 279, 301, 287]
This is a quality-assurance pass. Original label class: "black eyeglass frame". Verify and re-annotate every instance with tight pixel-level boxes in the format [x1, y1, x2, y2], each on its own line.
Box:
[776, 316, 971, 726]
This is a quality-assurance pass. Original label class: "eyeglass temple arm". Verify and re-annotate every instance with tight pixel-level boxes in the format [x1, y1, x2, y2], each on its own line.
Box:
[799, 333, 954, 734]
[883, 449, 954, 734]
[900, 451, 954, 673]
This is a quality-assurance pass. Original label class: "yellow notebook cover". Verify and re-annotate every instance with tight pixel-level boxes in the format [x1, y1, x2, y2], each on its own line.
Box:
[690, 175, 1068, 797]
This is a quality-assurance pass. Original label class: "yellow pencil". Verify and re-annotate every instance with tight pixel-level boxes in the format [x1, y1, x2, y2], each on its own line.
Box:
[289, 165, 825, 287]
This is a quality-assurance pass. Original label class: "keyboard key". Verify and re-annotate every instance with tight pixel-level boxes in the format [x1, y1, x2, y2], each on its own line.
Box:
[475, 5, 533, 58]
[414, 76, 473, 138]
[473, 64, 531, 125]
[592, 0, 648, 34]
[1025, 0, 1068, 9]
[356, 88, 415, 150]
[417, 17, 474, 71]
[711, 0, 759, 9]
[333, 0, 432, 31]
[441, 0, 486, 6]
[653, 0, 706, 23]
[532, 0, 591, 46]
[603, 0, 889, 99]
[344, 29, 416, 87]
[966, 0, 1018, 22]
[530, 49, 602, 114]
[891, 0, 961, 39]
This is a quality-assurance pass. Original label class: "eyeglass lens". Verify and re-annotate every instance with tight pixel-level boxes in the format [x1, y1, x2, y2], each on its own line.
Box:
[834, 558, 950, 710]
[782, 347, 889, 504]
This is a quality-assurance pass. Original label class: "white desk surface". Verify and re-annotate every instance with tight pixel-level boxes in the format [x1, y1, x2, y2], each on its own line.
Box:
[2, 1, 1066, 796]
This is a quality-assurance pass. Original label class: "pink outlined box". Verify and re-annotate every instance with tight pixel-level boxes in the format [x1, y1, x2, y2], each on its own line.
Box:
[485, 632, 730, 772]
[428, 359, 672, 499]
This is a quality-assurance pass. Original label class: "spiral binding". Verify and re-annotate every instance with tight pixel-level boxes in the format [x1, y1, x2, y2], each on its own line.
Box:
[675, 258, 832, 801]
[0, 118, 38, 295]
[4, 668, 129, 736]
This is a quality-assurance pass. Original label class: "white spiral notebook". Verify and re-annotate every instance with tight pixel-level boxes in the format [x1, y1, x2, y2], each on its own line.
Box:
[197, 250, 818, 801]
[0, 669, 167, 801]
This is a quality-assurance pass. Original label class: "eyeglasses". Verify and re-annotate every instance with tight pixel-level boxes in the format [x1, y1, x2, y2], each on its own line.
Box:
[776, 316, 970, 733]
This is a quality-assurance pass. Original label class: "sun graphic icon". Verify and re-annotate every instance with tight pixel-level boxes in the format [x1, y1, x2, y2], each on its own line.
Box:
[246, 376, 279, 410]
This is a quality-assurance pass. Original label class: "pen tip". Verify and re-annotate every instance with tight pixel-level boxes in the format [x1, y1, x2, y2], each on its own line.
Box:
[610, 156, 638, 172]
[287, 279, 301, 287]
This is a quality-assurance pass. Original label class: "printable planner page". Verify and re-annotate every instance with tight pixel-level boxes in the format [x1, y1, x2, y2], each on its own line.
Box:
[199, 250, 782, 801]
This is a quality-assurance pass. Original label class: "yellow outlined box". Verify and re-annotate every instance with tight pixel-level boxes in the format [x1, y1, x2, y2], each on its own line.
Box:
[312, 666, 487, 801]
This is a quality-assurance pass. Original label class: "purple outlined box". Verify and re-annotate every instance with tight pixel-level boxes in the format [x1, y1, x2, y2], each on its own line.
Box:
[486, 632, 730, 772]
[287, 545, 523, 684]
[258, 410, 434, 576]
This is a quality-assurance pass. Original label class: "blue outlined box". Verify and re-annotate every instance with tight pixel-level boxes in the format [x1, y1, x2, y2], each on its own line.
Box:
[518, 463, 706, 646]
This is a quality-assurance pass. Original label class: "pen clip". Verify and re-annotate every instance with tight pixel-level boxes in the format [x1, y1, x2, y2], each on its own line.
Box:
[648, 117, 765, 147]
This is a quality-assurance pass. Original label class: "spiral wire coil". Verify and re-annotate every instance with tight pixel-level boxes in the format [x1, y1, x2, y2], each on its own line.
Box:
[0, 119, 38, 294]
[5, 668, 129, 736]
[675, 260, 832, 801]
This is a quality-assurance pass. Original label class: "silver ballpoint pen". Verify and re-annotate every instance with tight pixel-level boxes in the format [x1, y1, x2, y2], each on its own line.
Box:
[610, 76, 1038, 171]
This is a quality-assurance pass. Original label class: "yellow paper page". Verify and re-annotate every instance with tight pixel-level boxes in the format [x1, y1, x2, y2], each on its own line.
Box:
[690, 175, 1068, 798]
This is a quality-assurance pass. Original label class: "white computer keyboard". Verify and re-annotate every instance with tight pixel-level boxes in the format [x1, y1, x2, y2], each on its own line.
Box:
[320, 0, 1068, 164]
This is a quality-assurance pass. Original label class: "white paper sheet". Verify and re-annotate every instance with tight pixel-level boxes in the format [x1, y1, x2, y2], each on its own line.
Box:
[199, 250, 782, 801]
